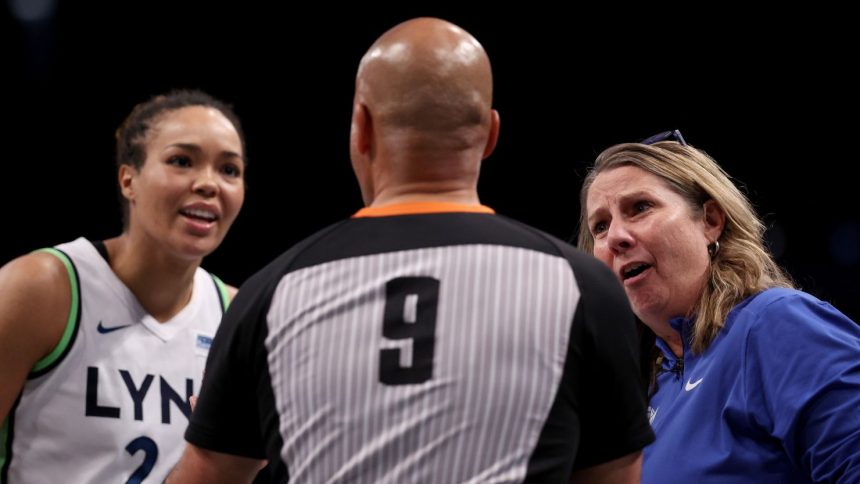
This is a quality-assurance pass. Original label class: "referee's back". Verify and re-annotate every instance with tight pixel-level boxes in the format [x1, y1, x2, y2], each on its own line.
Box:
[189, 206, 654, 482]
[175, 17, 653, 484]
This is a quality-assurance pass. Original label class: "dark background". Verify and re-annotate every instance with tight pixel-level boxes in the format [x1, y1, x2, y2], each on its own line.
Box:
[2, 3, 857, 322]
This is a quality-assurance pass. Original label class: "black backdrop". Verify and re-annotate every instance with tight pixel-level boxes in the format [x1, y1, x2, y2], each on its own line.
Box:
[2, 4, 857, 321]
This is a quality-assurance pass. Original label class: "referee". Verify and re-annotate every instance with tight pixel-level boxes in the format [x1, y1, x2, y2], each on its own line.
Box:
[169, 17, 654, 483]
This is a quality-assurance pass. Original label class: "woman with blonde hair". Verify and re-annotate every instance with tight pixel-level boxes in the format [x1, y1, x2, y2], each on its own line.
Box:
[578, 130, 860, 483]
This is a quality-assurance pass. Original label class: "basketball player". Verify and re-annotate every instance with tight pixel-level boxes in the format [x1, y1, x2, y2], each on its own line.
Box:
[169, 18, 653, 483]
[0, 90, 246, 483]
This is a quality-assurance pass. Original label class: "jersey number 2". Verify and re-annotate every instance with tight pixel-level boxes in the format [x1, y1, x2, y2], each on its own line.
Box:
[379, 276, 439, 385]
[125, 436, 158, 484]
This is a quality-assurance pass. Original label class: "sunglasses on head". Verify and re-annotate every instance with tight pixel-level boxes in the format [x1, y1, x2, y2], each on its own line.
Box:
[640, 129, 686, 146]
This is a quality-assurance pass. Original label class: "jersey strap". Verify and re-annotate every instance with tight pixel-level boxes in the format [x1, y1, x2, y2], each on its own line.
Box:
[211, 274, 231, 312]
[29, 248, 82, 377]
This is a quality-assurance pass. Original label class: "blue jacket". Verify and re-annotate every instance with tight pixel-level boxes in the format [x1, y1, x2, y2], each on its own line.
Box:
[644, 288, 860, 483]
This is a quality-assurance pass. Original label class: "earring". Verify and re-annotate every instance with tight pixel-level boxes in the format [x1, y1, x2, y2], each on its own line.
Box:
[707, 240, 720, 258]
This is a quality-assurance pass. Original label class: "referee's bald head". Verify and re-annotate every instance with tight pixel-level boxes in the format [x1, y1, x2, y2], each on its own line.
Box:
[356, 17, 493, 133]
[349, 18, 500, 206]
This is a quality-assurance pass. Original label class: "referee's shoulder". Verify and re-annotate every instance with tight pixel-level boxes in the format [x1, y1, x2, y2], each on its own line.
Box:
[496, 215, 622, 296]
[236, 219, 353, 303]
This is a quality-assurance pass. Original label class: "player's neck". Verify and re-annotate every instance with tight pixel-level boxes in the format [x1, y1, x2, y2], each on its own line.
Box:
[103, 235, 198, 322]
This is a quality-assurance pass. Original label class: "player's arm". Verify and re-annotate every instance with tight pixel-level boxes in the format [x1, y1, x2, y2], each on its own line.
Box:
[0, 253, 71, 422]
[571, 450, 643, 484]
[166, 444, 265, 484]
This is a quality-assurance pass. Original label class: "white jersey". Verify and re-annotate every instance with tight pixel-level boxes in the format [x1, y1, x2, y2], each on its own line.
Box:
[1, 237, 229, 484]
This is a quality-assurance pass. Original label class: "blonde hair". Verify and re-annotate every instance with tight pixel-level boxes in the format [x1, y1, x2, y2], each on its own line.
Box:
[578, 141, 793, 353]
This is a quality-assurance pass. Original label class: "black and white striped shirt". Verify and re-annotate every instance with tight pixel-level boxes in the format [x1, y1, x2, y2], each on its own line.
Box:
[187, 204, 654, 483]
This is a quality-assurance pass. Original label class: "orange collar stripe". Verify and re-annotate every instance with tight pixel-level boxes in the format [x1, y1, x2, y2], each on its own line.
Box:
[353, 202, 495, 218]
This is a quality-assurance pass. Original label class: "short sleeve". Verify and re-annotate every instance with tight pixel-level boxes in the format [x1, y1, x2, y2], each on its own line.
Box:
[566, 253, 656, 469]
[184, 271, 276, 459]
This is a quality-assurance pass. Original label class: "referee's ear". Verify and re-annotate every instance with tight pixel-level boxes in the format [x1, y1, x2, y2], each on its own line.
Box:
[482, 109, 500, 160]
[351, 102, 374, 158]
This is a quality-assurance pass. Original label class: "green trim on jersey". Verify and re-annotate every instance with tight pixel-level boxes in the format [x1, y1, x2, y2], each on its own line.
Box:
[30, 248, 80, 374]
[212, 275, 231, 311]
[1, 416, 8, 481]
